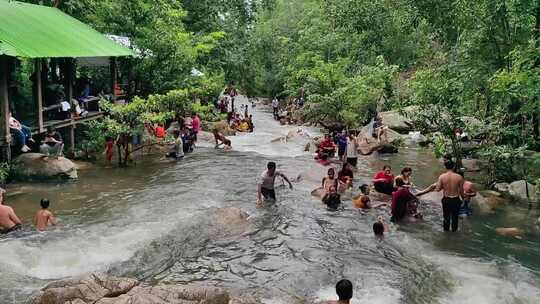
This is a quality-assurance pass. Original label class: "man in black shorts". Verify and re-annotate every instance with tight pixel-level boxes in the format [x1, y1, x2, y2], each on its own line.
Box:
[257, 162, 293, 205]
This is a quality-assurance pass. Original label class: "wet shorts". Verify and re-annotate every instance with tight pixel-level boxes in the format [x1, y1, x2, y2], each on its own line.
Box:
[0, 223, 22, 235]
[261, 188, 276, 201]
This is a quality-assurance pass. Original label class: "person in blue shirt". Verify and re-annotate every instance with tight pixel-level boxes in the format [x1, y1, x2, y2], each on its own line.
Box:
[335, 131, 348, 161]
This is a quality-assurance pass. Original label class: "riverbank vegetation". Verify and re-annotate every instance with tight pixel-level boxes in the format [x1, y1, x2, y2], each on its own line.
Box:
[14, 0, 540, 189]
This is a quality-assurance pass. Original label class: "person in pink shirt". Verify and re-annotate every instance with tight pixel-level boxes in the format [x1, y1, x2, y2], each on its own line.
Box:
[191, 112, 201, 142]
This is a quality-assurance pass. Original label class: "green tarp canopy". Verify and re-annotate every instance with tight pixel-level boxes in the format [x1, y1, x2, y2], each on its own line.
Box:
[0, 0, 133, 58]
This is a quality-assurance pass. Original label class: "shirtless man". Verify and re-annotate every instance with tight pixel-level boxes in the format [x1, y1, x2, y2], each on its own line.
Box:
[33, 199, 58, 231]
[328, 279, 353, 304]
[459, 171, 476, 217]
[435, 159, 465, 232]
[213, 129, 232, 149]
[0, 188, 22, 235]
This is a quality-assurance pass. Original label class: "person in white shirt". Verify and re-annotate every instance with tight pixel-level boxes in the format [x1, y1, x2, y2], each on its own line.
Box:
[345, 133, 359, 167]
[257, 162, 293, 205]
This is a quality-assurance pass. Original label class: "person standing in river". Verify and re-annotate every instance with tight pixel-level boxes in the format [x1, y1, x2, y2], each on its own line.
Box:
[435, 159, 465, 232]
[0, 188, 22, 235]
[345, 132, 359, 167]
[257, 162, 293, 206]
[34, 199, 58, 231]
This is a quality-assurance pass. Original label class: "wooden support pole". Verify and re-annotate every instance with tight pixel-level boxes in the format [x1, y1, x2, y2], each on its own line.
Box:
[66, 58, 75, 154]
[34, 58, 44, 133]
[110, 57, 117, 101]
[0, 56, 11, 162]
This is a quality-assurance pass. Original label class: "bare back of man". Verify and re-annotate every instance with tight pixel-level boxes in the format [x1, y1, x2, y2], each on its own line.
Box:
[34, 209, 56, 231]
[437, 171, 464, 198]
[0, 204, 22, 233]
[436, 163, 464, 232]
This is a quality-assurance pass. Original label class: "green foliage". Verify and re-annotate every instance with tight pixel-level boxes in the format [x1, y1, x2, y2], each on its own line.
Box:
[0, 162, 11, 184]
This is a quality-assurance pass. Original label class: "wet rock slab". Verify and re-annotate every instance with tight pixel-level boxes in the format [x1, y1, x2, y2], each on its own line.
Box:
[29, 273, 257, 304]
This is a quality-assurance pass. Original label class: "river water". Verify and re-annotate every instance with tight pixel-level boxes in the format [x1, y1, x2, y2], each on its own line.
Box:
[1, 96, 540, 304]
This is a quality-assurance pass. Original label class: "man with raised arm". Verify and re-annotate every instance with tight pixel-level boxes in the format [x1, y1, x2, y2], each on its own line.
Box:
[257, 162, 293, 206]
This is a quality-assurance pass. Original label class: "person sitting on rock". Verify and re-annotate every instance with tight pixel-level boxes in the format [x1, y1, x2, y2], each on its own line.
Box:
[0, 188, 22, 235]
[328, 279, 353, 304]
[40, 127, 64, 159]
[9, 112, 34, 152]
[373, 165, 395, 195]
[33, 198, 58, 231]
[372, 115, 388, 143]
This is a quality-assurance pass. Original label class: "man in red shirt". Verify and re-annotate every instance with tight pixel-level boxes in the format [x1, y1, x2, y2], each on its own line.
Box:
[372, 165, 395, 195]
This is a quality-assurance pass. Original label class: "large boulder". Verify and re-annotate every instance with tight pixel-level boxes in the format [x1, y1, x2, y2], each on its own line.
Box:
[12, 153, 77, 180]
[493, 182, 510, 194]
[356, 125, 402, 155]
[508, 180, 537, 202]
[471, 191, 509, 214]
[29, 273, 234, 304]
[379, 106, 416, 133]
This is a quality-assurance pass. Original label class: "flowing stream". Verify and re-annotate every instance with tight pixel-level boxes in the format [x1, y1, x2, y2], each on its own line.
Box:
[1, 96, 540, 304]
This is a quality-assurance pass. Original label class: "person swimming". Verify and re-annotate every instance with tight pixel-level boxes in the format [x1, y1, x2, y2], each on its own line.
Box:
[327, 279, 353, 304]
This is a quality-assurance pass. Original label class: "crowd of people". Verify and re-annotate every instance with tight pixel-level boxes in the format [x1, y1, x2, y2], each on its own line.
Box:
[258, 132, 477, 240]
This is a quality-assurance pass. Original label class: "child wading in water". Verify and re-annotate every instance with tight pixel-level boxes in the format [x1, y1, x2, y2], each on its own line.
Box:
[33, 199, 58, 231]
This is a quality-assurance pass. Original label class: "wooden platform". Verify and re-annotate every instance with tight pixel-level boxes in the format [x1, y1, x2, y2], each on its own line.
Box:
[31, 111, 104, 135]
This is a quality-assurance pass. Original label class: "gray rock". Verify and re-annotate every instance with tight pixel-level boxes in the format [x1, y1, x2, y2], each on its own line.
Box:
[379, 107, 416, 133]
[461, 158, 481, 172]
[508, 180, 537, 202]
[29, 274, 233, 304]
[494, 182, 510, 193]
[12, 153, 78, 180]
